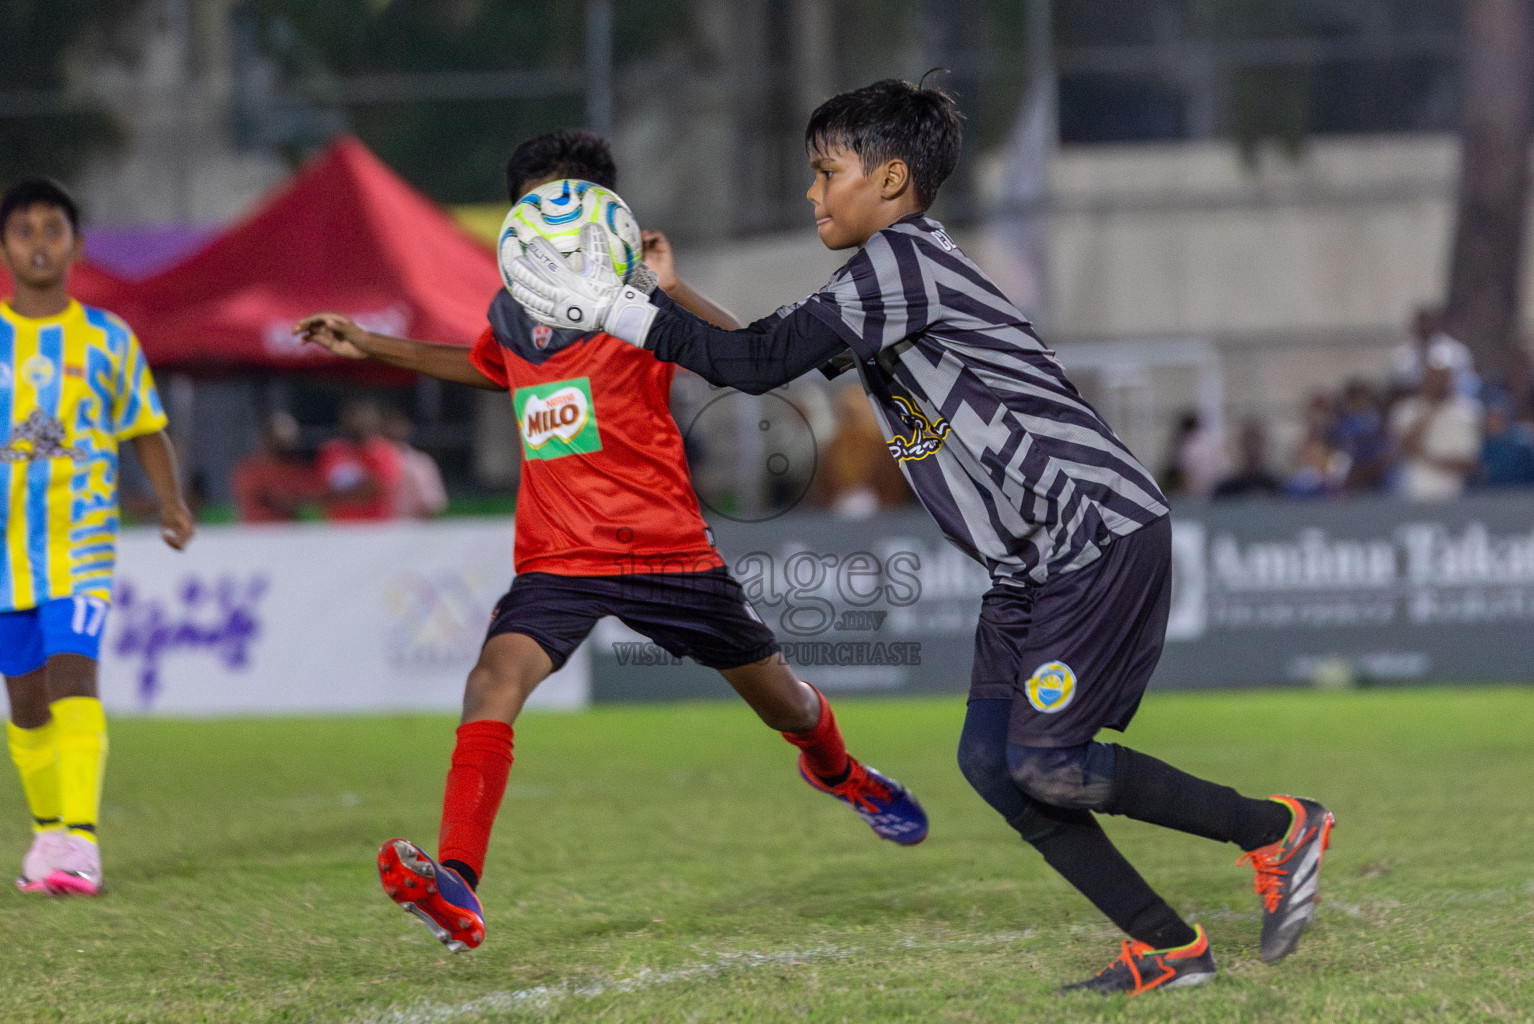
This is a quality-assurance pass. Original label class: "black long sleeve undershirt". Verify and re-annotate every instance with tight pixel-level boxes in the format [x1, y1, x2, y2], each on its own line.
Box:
[646, 293, 851, 395]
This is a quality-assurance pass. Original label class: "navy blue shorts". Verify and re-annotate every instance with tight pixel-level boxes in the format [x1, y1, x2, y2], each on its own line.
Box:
[486, 568, 780, 671]
[969, 516, 1172, 748]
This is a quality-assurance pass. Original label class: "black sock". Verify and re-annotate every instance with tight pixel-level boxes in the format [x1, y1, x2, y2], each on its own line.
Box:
[442, 858, 479, 891]
[956, 700, 1196, 950]
[1106, 746, 1291, 851]
[1027, 803, 1198, 950]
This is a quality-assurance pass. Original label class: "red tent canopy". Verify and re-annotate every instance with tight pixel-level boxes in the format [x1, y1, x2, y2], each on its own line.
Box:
[126, 136, 503, 371]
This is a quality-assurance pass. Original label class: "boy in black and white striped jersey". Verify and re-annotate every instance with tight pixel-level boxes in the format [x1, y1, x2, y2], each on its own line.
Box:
[508, 77, 1335, 995]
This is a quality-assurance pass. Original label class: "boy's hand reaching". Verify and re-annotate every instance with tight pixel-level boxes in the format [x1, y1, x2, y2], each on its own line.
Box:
[159, 500, 196, 551]
[510, 224, 660, 347]
[295, 312, 369, 359]
[640, 230, 680, 292]
[127, 431, 197, 553]
[639, 228, 739, 329]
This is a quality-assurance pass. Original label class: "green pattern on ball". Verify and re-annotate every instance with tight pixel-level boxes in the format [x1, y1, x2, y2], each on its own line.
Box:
[497, 179, 642, 293]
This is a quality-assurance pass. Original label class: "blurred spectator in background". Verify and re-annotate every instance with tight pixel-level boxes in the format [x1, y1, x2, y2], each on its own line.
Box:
[383, 408, 448, 519]
[1390, 305, 1479, 401]
[317, 399, 402, 521]
[1330, 379, 1392, 493]
[1285, 392, 1347, 499]
[1389, 341, 1482, 501]
[817, 386, 910, 518]
[1212, 419, 1281, 500]
[232, 411, 318, 523]
[1477, 390, 1534, 488]
[1159, 410, 1226, 500]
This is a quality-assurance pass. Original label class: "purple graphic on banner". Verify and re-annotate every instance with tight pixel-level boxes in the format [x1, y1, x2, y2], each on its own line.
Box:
[113, 574, 269, 707]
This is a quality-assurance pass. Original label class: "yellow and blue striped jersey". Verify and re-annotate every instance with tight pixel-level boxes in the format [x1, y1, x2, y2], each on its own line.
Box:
[0, 299, 167, 613]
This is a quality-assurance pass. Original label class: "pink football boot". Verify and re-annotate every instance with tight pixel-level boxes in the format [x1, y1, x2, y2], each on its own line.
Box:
[43, 833, 103, 896]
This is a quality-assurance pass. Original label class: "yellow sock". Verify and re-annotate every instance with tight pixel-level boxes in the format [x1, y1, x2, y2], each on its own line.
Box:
[51, 697, 108, 843]
[7, 718, 62, 832]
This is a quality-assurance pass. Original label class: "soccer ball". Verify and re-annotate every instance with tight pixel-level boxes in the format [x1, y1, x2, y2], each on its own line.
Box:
[497, 179, 643, 291]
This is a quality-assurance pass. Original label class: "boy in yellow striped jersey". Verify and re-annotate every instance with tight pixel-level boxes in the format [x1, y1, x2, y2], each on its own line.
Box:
[0, 178, 194, 896]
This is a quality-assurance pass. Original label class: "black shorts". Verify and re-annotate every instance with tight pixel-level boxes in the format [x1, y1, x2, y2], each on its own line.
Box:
[486, 567, 780, 671]
[969, 516, 1172, 748]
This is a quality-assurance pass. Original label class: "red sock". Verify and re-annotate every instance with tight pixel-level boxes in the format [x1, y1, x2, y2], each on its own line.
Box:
[437, 720, 514, 887]
[781, 686, 851, 783]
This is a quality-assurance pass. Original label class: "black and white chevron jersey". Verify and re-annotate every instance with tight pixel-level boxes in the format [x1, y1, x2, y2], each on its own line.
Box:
[646, 214, 1168, 585]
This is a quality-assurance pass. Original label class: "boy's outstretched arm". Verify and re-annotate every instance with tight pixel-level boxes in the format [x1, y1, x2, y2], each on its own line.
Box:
[508, 228, 849, 394]
[644, 297, 849, 395]
[128, 430, 195, 550]
[294, 313, 503, 391]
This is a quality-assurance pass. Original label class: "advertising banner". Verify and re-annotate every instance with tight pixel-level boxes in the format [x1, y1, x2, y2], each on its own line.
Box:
[1158, 492, 1534, 688]
[100, 521, 589, 716]
[590, 494, 1534, 700]
[94, 494, 1533, 715]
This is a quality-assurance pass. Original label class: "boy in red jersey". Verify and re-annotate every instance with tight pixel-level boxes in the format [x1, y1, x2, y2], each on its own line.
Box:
[296, 130, 926, 952]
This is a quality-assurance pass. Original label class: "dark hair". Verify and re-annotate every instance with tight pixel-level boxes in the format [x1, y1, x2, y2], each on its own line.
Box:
[0, 177, 81, 236]
[805, 77, 963, 207]
[505, 129, 618, 201]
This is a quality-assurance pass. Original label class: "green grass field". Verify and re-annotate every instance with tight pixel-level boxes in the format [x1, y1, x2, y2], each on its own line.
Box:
[2, 687, 1532, 1023]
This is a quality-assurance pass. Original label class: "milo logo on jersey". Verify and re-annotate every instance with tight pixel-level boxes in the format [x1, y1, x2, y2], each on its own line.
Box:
[514, 377, 602, 460]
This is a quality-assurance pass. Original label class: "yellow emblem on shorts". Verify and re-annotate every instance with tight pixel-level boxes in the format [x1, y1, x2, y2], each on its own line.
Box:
[1026, 661, 1076, 714]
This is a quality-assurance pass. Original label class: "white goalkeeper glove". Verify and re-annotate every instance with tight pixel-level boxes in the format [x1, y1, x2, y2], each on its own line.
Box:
[508, 222, 660, 348]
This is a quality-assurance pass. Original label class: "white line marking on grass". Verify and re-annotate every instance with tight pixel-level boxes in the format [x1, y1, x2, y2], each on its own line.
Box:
[358, 931, 1039, 1024]
[358, 946, 850, 1024]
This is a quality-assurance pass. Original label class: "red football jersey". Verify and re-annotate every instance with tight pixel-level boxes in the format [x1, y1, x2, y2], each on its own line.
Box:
[471, 324, 723, 577]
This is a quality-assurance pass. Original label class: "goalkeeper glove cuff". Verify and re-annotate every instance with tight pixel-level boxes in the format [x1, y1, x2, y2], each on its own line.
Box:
[605, 286, 659, 348]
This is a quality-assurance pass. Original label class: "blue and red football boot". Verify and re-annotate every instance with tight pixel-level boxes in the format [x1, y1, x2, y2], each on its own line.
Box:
[799, 755, 928, 845]
[377, 838, 485, 951]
